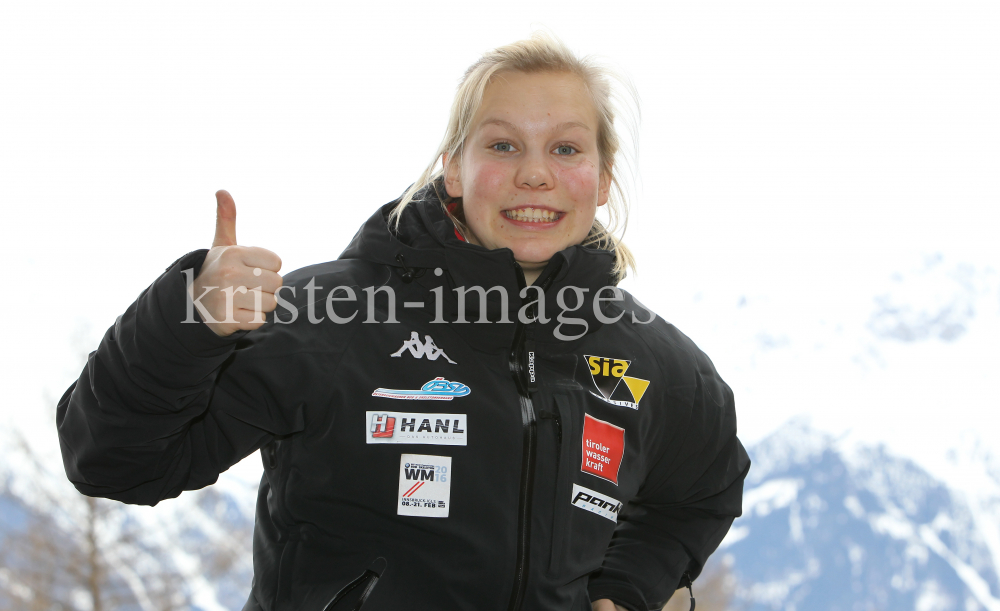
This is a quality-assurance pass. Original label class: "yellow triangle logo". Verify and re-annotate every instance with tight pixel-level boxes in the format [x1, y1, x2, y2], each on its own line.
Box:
[622, 376, 650, 404]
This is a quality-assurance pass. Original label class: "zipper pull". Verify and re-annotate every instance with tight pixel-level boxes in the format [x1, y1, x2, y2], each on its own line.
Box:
[525, 339, 538, 393]
[680, 572, 696, 611]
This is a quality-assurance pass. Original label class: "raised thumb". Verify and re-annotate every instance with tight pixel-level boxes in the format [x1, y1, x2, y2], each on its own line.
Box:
[213, 190, 238, 247]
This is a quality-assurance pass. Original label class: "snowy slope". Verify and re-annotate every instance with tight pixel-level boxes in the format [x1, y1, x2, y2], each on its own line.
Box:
[722, 420, 1000, 611]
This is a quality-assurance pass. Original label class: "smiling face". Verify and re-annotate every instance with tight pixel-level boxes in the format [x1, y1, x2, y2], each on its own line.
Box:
[444, 70, 610, 282]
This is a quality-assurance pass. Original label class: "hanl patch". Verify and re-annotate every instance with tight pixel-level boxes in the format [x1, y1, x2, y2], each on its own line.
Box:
[581, 413, 625, 485]
[366, 412, 467, 446]
[571, 483, 622, 522]
[372, 377, 471, 401]
[397, 454, 452, 518]
[584, 354, 650, 409]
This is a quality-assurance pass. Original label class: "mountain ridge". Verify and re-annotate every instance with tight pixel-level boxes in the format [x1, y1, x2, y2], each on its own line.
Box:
[723, 419, 1000, 611]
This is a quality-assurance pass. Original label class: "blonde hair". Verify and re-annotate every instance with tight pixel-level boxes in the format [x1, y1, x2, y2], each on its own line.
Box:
[390, 32, 639, 281]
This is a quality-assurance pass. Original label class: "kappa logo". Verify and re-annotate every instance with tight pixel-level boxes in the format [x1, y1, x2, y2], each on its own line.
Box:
[585, 355, 650, 410]
[366, 411, 468, 446]
[391, 332, 456, 364]
[372, 377, 471, 401]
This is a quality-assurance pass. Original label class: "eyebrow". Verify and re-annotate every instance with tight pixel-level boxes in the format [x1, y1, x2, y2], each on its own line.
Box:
[479, 118, 592, 133]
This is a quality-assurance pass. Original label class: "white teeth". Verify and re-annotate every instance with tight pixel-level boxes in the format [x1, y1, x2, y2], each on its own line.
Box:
[504, 208, 559, 223]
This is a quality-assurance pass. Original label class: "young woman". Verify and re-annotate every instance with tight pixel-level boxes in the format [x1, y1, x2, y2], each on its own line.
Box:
[58, 35, 749, 611]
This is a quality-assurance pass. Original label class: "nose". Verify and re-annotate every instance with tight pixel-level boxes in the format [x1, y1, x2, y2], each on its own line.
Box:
[515, 151, 554, 189]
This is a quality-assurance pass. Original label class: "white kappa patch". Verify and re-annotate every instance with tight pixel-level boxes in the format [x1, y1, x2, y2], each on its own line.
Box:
[390, 332, 456, 364]
[397, 454, 452, 518]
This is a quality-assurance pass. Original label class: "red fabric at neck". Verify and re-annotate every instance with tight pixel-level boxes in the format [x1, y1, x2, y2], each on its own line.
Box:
[446, 202, 466, 242]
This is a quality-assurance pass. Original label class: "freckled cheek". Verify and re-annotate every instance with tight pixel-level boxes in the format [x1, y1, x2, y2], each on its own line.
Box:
[467, 163, 510, 202]
[463, 162, 512, 238]
[555, 165, 601, 202]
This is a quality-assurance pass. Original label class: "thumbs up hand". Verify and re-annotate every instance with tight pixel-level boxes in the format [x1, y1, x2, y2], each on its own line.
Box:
[191, 190, 283, 337]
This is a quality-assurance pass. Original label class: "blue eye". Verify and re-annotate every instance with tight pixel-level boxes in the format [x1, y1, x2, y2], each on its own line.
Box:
[555, 145, 575, 155]
[493, 142, 514, 152]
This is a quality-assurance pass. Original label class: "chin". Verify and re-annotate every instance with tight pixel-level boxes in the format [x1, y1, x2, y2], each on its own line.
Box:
[511, 245, 562, 268]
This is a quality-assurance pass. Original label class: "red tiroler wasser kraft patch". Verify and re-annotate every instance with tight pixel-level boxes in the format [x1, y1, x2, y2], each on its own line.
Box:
[581, 414, 625, 485]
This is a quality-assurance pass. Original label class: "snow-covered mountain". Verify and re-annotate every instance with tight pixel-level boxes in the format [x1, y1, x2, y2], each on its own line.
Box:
[722, 419, 1000, 611]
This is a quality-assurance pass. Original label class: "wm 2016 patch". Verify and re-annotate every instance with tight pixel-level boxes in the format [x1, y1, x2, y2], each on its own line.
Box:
[584, 355, 650, 410]
[397, 454, 452, 518]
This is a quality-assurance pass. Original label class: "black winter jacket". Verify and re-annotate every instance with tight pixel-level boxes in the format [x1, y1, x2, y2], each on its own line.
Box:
[57, 191, 749, 611]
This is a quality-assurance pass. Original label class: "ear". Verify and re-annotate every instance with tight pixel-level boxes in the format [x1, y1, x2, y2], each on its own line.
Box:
[597, 166, 612, 207]
[443, 152, 463, 199]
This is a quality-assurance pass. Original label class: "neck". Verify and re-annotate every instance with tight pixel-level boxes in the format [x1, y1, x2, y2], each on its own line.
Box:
[521, 267, 543, 286]
[518, 257, 550, 285]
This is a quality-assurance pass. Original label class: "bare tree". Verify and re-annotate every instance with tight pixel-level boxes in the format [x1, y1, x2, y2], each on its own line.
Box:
[2, 324, 257, 609]
[0, 436, 190, 610]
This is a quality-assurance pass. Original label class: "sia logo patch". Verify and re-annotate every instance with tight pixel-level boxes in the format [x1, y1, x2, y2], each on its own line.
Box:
[585, 355, 651, 410]
[366, 412, 467, 446]
[581, 414, 625, 485]
[372, 377, 471, 401]
[397, 454, 451, 518]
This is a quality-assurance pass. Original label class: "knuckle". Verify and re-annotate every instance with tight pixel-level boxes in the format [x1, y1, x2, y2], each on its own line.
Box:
[218, 246, 237, 262]
[221, 266, 243, 284]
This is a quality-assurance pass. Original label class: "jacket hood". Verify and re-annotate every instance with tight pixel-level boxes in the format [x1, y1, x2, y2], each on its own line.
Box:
[339, 184, 622, 345]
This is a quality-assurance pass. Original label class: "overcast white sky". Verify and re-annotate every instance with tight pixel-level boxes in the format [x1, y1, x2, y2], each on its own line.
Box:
[1, 1, 997, 482]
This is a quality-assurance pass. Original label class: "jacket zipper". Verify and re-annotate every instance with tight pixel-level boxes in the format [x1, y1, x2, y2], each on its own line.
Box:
[321, 557, 387, 611]
[505, 265, 556, 611]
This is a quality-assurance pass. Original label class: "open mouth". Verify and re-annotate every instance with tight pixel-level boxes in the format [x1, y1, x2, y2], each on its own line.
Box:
[503, 207, 563, 223]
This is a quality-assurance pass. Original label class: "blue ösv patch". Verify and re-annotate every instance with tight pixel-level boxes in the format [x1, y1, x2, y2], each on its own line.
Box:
[372, 377, 472, 401]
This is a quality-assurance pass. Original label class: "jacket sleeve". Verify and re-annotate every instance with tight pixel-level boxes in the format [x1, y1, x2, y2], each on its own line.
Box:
[587, 345, 750, 611]
[56, 250, 308, 506]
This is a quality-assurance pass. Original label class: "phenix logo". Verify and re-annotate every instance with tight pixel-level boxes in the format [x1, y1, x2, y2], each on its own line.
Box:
[370, 413, 396, 438]
[372, 377, 471, 401]
[391, 332, 456, 364]
[585, 355, 650, 410]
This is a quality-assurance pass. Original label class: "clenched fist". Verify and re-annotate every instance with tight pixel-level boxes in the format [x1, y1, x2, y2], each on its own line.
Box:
[190, 190, 283, 337]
